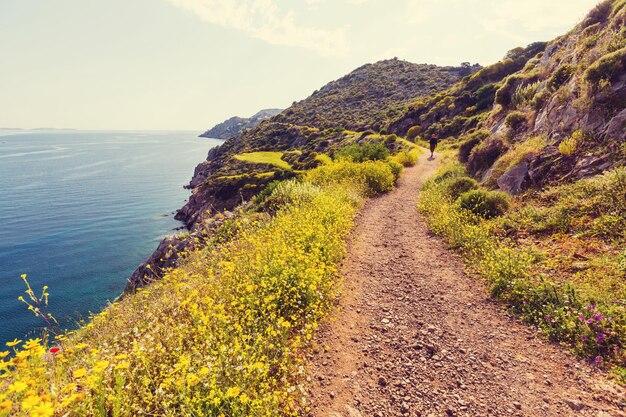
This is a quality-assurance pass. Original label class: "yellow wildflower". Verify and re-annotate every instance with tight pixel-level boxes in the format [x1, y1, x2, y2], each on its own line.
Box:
[225, 386, 241, 398]
[21, 395, 41, 410]
[114, 361, 130, 370]
[74, 343, 89, 350]
[0, 351, 9, 359]
[186, 373, 201, 387]
[93, 360, 110, 372]
[23, 338, 42, 350]
[0, 400, 12, 411]
[8, 380, 28, 393]
[29, 402, 54, 417]
[60, 393, 84, 408]
[72, 368, 87, 379]
[6, 339, 22, 347]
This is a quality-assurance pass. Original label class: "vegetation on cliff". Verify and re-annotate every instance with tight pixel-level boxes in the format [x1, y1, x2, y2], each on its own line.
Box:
[419, 161, 626, 374]
[0, 158, 403, 417]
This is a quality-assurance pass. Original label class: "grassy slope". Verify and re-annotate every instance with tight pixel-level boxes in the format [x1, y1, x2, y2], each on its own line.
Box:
[233, 152, 292, 171]
[0, 160, 403, 417]
[419, 161, 626, 374]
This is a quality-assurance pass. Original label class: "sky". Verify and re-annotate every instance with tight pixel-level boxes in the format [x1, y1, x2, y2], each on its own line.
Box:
[0, 0, 600, 131]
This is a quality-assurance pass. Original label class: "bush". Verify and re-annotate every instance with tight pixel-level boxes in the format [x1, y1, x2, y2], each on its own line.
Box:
[585, 47, 626, 85]
[547, 65, 575, 91]
[335, 142, 390, 162]
[259, 179, 324, 212]
[444, 176, 479, 200]
[512, 81, 540, 108]
[457, 189, 510, 219]
[406, 125, 421, 141]
[306, 160, 395, 196]
[458, 130, 490, 163]
[392, 150, 419, 167]
[504, 111, 528, 130]
[386, 160, 404, 181]
[558, 129, 585, 156]
[467, 137, 508, 175]
[559, 137, 578, 156]
[582, 0, 612, 27]
[431, 162, 468, 184]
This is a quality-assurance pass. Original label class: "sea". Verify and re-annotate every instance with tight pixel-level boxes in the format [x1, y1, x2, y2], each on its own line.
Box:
[0, 130, 221, 344]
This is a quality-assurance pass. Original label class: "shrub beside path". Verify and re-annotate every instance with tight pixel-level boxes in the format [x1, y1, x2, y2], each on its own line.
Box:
[305, 153, 626, 417]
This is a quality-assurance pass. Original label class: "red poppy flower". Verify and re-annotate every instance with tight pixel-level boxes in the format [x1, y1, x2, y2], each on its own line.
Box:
[49, 347, 61, 354]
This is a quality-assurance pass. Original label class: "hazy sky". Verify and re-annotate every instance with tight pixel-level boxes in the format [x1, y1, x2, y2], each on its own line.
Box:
[0, 0, 599, 130]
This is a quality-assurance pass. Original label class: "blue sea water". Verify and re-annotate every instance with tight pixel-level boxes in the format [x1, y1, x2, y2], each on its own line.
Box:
[0, 130, 221, 344]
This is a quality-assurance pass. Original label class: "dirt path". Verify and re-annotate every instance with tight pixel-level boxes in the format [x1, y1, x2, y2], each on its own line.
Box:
[305, 153, 626, 417]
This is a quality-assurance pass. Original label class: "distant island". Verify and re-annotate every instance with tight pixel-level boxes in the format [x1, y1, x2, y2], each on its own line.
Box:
[199, 108, 283, 139]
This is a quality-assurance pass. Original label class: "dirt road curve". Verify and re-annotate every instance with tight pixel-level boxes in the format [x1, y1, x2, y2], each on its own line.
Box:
[305, 153, 626, 417]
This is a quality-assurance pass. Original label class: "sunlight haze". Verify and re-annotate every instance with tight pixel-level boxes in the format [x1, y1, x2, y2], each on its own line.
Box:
[0, 0, 600, 130]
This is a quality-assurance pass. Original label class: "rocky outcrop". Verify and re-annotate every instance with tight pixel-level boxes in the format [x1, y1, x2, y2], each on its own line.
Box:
[199, 109, 283, 139]
[497, 162, 529, 194]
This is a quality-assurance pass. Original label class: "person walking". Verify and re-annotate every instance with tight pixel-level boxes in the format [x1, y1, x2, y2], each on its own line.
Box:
[429, 133, 438, 159]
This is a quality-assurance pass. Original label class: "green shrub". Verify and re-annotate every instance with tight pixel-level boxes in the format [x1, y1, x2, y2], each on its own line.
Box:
[259, 179, 324, 212]
[335, 142, 390, 162]
[467, 137, 508, 175]
[585, 47, 626, 85]
[444, 176, 479, 200]
[386, 160, 404, 181]
[512, 81, 540, 108]
[306, 160, 395, 196]
[458, 130, 490, 163]
[406, 125, 421, 141]
[392, 150, 419, 167]
[457, 189, 510, 219]
[559, 136, 578, 156]
[431, 162, 468, 184]
[548, 65, 575, 91]
[504, 111, 528, 130]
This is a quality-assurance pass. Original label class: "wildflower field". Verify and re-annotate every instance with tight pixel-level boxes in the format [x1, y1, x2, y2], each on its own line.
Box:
[0, 159, 399, 416]
[418, 163, 626, 375]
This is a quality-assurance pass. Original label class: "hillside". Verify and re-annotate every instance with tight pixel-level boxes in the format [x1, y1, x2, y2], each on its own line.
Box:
[171, 59, 474, 231]
[273, 59, 478, 131]
[4, 3, 626, 416]
[388, 0, 625, 189]
[199, 109, 283, 139]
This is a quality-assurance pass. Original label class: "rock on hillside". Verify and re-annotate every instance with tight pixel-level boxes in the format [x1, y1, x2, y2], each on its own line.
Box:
[199, 108, 283, 139]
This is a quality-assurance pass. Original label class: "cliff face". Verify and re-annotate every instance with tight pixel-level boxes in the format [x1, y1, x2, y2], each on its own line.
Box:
[199, 109, 283, 139]
[389, 0, 626, 192]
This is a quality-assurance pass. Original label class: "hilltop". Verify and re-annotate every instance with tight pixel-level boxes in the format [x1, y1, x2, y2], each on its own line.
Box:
[199, 109, 283, 139]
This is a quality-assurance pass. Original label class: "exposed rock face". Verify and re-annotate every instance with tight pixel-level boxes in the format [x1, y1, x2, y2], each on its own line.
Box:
[199, 108, 283, 139]
[497, 162, 529, 194]
[125, 235, 187, 293]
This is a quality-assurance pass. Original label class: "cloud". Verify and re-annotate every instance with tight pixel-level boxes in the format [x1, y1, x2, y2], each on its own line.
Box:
[167, 0, 349, 57]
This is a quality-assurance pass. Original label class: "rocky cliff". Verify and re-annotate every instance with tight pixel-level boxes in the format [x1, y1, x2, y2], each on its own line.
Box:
[199, 108, 283, 139]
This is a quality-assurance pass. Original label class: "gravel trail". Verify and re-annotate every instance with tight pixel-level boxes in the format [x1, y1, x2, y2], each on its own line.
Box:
[306, 153, 626, 417]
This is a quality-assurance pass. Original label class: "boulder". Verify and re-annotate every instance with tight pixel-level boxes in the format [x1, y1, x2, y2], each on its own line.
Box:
[497, 162, 529, 194]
